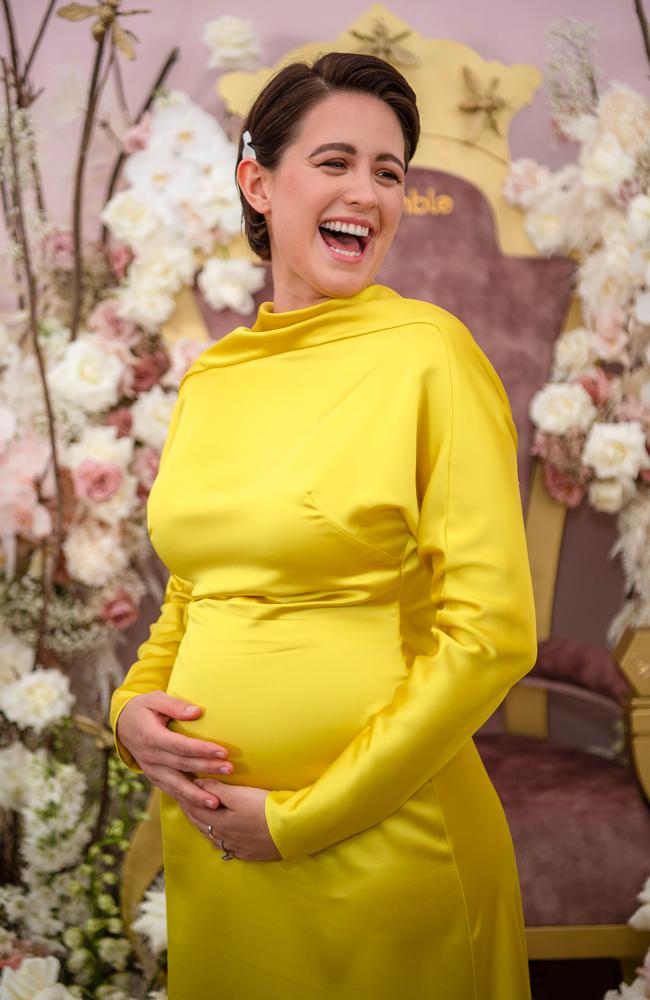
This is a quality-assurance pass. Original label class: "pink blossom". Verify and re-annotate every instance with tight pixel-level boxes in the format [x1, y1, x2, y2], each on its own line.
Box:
[108, 241, 134, 280]
[72, 459, 124, 503]
[590, 306, 629, 362]
[41, 227, 74, 270]
[577, 368, 611, 406]
[0, 404, 17, 450]
[100, 589, 139, 630]
[161, 337, 207, 388]
[543, 463, 586, 508]
[106, 407, 133, 438]
[88, 298, 140, 347]
[133, 445, 160, 496]
[122, 111, 153, 154]
[0, 433, 50, 483]
[0, 480, 52, 541]
[0, 938, 38, 970]
[131, 350, 170, 394]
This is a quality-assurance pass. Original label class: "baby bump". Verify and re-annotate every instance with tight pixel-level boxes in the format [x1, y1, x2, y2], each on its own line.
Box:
[166, 599, 408, 789]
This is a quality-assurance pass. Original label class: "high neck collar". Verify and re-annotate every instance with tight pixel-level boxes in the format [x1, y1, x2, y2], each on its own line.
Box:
[181, 284, 405, 382]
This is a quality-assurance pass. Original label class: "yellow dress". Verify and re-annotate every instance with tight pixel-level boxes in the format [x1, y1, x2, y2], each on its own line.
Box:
[110, 283, 537, 1000]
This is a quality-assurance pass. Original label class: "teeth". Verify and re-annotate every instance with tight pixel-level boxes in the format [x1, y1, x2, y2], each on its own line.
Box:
[320, 220, 370, 237]
[329, 245, 362, 257]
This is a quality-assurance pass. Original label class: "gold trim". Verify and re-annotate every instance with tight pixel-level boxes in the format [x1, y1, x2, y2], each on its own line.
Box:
[526, 924, 650, 960]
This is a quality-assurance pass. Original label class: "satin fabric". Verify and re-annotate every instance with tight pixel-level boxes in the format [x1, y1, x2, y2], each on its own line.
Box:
[110, 284, 536, 999]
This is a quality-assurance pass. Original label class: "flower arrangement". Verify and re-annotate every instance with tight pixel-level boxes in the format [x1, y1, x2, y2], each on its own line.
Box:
[503, 18, 650, 648]
[0, 6, 264, 997]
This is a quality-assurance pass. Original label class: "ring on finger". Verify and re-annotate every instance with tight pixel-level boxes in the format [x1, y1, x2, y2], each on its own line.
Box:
[219, 837, 235, 862]
[207, 824, 216, 841]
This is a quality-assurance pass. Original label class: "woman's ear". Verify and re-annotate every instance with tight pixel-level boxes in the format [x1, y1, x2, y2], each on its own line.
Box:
[236, 158, 271, 215]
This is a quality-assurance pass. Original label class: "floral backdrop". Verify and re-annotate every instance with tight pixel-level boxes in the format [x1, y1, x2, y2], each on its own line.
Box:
[0, 5, 649, 999]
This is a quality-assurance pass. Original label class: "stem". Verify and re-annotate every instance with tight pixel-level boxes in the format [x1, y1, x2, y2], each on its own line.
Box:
[92, 749, 112, 842]
[2, 58, 64, 662]
[70, 29, 108, 339]
[634, 0, 650, 72]
[1, 0, 21, 94]
[0, 170, 26, 311]
[21, 0, 57, 83]
[100, 46, 179, 244]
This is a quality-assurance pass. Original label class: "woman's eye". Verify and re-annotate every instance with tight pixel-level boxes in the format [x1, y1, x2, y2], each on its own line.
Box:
[320, 161, 401, 183]
[321, 160, 346, 169]
[378, 170, 401, 182]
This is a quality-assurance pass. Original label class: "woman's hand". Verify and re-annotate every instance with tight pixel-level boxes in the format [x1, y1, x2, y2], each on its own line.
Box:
[182, 779, 283, 862]
[116, 692, 234, 812]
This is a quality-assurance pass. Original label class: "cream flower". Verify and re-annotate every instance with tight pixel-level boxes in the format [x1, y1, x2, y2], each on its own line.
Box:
[628, 194, 650, 245]
[63, 520, 128, 586]
[580, 132, 635, 193]
[0, 956, 73, 1000]
[551, 327, 594, 380]
[198, 257, 266, 314]
[116, 278, 175, 332]
[525, 207, 565, 256]
[131, 386, 176, 451]
[529, 383, 597, 435]
[101, 189, 166, 251]
[96, 937, 131, 970]
[598, 82, 650, 157]
[0, 668, 74, 733]
[0, 742, 33, 810]
[202, 15, 261, 71]
[66, 425, 133, 471]
[502, 158, 552, 209]
[132, 887, 167, 954]
[48, 335, 125, 414]
[583, 421, 650, 479]
[588, 478, 630, 514]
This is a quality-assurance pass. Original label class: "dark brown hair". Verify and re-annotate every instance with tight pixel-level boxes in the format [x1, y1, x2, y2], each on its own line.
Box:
[236, 51, 420, 261]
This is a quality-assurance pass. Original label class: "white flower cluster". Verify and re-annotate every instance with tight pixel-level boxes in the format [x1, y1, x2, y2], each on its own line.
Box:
[506, 76, 650, 642]
[132, 886, 167, 955]
[202, 14, 261, 71]
[0, 668, 74, 734]
[101, 90, 266, 331]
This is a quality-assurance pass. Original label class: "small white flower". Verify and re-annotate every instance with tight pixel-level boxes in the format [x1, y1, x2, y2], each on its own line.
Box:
[551, 327, 594, 380]
[202, 15, 261, 71]
[628, 194, 650, 245]
[198, 257, 266, 314]
[48, 335, 125, 414]
[580, 132, 635, 193]
[0, 668, 74, 733]
[132, 887, 167, 955]
[130, 386, 176, 451]
[97, 936, 131, 970]
[101, 189, 166, 251]
[634, 291, 650, 326]
[588, 478, 631, 514]
[63, 520, 128, 587]
[66, 947, 93, 974]
[0, 955, 74, 1000]
[525, 208, 565, 256]
[66, 425, 133, 472]
[0, 628, 34, 685]
[502, 158, 551, 209]
[0, 742, 34, 810]
[529, 382, 597, 435]
[583, 421, 650, 480]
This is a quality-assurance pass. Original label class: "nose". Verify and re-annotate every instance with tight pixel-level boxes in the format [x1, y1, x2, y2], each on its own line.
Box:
[342, 165, 378, 209]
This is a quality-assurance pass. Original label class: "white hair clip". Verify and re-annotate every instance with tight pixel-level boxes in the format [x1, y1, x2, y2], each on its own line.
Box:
[242, 129, 257, 161]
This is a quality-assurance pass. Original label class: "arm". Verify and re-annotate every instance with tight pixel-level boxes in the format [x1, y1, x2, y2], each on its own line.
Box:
[264, 317, 537, 862]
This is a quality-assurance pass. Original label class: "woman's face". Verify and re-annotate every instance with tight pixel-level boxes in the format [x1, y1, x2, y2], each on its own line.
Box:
[240, 91, 407, 312]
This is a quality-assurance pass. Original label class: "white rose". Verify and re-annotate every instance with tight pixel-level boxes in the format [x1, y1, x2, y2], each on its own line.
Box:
[580, 132, 635, 192]
[502, 158, 551, 209]
[0, 628, 33, 684]
[0, 668, 74, 733]
[551, 327, 594, 379]
[132, 887, 167, 955]
[0, 742, 34, 809]
[628, 194, 650, 244]
[198, 257, 266, 314]
[130, 243, 196, 294]
[48, 335, 124, 414]
[66, 425, 133, 471]
[116, 277, 175, 333]
[0, 956, 73, 1000]
[147, 103, 232, 165]
[588, 478, 629, 513]
[131, 386, 176, 451]
[583, 421, 650, 479]
[90, 473, 138, 526]
[202, 15, 261, 71]
[100, 189, 165, 251]
[529, 383, 597, 435]
[63, 520, 128, 586]
[634, 291, 650, 326]
[525, 208, 565, 256]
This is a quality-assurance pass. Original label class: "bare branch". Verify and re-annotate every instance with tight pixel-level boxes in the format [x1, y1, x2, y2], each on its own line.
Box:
[634, 0, 650, 73]
[22, 0, 57, 82]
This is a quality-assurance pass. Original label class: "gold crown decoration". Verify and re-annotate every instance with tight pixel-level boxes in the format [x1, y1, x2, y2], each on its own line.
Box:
[217, 3, 542, 256]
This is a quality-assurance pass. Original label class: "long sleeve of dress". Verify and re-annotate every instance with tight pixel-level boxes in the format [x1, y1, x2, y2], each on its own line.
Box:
[264, 318, 538, 862]
[109, 395, 192, 771]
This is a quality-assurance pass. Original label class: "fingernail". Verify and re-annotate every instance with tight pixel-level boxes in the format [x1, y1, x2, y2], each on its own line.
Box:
[204, 799, 217, 809]
[184, 705, 200, 716]
[214, 750, 226, 758]
[218, 765, 230, 774]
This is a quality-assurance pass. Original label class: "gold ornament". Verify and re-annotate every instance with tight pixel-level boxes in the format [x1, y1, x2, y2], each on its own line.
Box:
[57, 1, 148, 59]
[350, 18, 419, 67]
[459, 66, 508, 143]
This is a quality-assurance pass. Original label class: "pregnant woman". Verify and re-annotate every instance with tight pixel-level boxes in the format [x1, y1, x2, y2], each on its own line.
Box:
[111, 51, 537, 1000]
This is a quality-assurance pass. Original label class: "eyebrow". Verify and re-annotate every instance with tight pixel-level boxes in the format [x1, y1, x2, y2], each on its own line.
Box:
[308, 142, 406, 174]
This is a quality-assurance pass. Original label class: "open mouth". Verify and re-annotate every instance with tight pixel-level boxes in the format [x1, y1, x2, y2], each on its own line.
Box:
[318, 221, 373, 261]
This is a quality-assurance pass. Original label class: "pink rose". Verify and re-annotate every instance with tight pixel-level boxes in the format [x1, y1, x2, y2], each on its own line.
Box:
[108, 241, 134, 281]
[88, 298, 140, 347]
[41, 227, 74, 270]
[543, 463, 586, 508]
[161, 337, 207, 388]
[577, 368, 611, 406]
[72, 459, 124, 503]
[100, 589, 139, 630]
[122, 112, 153, 154]
[131, 350, 170, 394]
[133, 445, 160, 496]
[106, 407, 133, 438]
